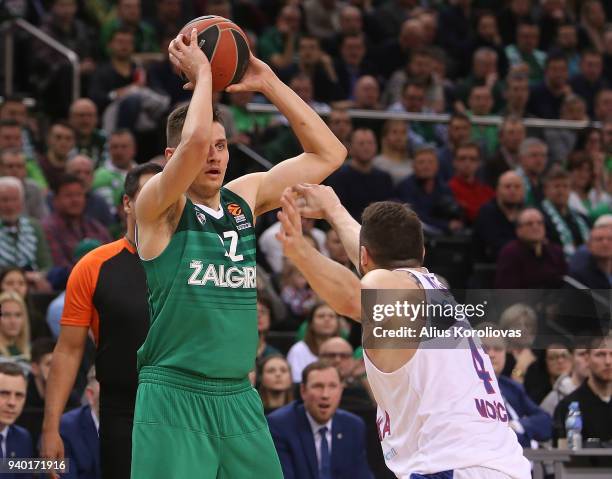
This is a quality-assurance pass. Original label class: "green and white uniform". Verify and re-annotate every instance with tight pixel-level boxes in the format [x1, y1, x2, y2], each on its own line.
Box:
[131, 187, 282, 479]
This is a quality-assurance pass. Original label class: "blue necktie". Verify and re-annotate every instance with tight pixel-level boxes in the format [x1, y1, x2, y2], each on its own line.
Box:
[319, 426, 331, 479]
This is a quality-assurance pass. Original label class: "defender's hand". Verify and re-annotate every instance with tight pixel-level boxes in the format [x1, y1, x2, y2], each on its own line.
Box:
[291, 183, 342, 220]
[225, 54, 276, 94]
[276, 188, 310, 260]
[169, 28, 211, 90]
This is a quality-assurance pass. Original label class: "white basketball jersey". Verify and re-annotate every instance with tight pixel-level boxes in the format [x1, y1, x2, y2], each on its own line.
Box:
[363, 268, 531, 478]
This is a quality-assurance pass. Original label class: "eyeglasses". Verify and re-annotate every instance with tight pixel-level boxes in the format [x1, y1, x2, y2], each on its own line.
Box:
[321, 352, 352, 360]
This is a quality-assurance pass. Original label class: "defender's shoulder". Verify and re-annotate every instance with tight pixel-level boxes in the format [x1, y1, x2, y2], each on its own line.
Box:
[360, 268, 418, 290]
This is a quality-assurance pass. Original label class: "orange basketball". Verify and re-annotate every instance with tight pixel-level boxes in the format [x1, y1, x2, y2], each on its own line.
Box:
[178, 16, 250, 92]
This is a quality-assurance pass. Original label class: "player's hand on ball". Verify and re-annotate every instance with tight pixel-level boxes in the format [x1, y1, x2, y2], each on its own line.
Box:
[225, 54, 275, 94]
[291, 183, 342, 220]
[168, 28, 211, 90]
[276, 188, 308, 260]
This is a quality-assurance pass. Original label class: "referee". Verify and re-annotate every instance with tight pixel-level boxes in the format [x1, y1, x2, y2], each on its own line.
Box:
[41, 162, 162, 479]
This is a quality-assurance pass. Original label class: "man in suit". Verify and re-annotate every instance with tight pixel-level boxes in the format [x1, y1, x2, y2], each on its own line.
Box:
[482, 329, 552, 448]
[267, 361, 373, 479]
[0, 362, 33, 479]
[60, 367, 100, 479]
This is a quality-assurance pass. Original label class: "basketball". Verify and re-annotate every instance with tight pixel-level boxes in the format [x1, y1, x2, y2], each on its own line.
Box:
[178, 16, 250, 92]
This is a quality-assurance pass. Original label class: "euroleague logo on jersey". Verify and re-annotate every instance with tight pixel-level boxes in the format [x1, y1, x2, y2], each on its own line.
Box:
[227, 203, 252, 230]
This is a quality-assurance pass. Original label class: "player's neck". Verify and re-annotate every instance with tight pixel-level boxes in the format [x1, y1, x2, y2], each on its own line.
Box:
[588, 375, 612, 401]
[187, 188, 221, 210]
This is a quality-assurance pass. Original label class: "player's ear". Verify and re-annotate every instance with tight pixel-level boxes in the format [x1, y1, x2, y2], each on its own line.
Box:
[300, 383, 307, 400]
[360, 245, 369, 267]
[164, 147, 175, 161]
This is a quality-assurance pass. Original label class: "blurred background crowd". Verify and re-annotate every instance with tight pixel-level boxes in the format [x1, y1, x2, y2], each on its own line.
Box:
[0, 0, 611, 477]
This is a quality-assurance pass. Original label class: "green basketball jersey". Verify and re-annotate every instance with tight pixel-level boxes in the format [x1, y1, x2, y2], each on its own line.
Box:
[138, 188, 257, 379]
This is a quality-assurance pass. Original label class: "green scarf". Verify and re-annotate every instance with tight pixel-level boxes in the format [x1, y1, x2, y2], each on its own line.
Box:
[541, 200, 590, 257]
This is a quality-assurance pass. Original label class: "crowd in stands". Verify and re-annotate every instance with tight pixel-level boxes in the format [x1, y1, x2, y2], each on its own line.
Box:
[0, 0, 611, 477]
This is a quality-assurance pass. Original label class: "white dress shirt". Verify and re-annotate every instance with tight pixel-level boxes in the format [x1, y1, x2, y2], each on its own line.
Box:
[305, 411, 332, 470]
[0, 425, 8, 458]
[90, 408, 99, 435]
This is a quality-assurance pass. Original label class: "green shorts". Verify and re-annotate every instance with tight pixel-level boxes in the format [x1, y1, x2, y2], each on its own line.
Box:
[130, 366, 283, 479]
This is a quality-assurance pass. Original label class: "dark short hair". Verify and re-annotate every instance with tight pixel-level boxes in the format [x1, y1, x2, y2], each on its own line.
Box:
[166, 104, 222, 148]
[53, 173, 82, 195]
[402, 79, 426, 94]
[360, 202, 424, 268]
[455, 141, 481, 157]
[0, 361, 27, 380]
[124, 162, 163, 199]
[545, 51, 568, 69]
[301, 360, 340, 385]
[49, 121, 75, 135]
[110, 128, 135, 141]
[544, 165, 570, 184]
[0, 95, 25, 108]
[109, 26, 135, 43]
[449, 112, 471, 125]
[31, 338, 56, 364]
[0, 119, 20, 130]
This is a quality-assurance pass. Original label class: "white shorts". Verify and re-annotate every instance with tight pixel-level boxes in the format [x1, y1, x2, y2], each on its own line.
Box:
[402, 467, 514, 479]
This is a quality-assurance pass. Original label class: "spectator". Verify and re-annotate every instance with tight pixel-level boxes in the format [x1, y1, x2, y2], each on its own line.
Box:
[482, 330, 553, 448]
[498, 0, 532, 46]
[146, 0, 187, 42]
[319, 337, 372, 408]
[0, 149, 48, 221]
[100, 0, 158, 56]
[472, 171, 525, 262]
[580, 0, 607, 53]
[541, 346, 590, 416]
[540, 166, 590, 258]
[65, 155, 114, 227]
[388, 80, 443, 146]
[60, 367, 101, 479]
[594, 88, 612, 122]
[280, 36, 342, 104]
[349, 76, 383, 134]
[0, 291, 30, 360]
[371, 18, 424, 79]
[455, 48, 504, 112]
[0, 120, 46, 189]
[92, 130, 137, 214]
[567, 152, 612, 221]
[501, 71, 530, 117]
[69, 99, 109, 168]
[604, 28, 612, 82]
[324, 6, 368, 58]
[259, 218, 327, 274]
[471, 12, 508, 77]
[568, 215, 612, 288]
[0, 96, 37, 160]
[257, 296, 280, 361]
[486, 116, 526, 186]
[0, 177, 52, 273]
[258, 6, 301, 71]
[287, 303, 340, 383]
[0, 362, 34, 467]
[554, 23, 581, 77]
[334, 34, 376, 100]
[525, 344, 573, 404]
[383, 49, 444, 111]
[267, 361, 373, 479]
[516, 138, 547, 206]
[326, 108, 353, 150]
[258, 355, 294, 415]
[0, 267, 49, 337]
[396, 146, 463, 236]
[570, 50, 608, 118]
[499, 303, 538, 383]
[325, 229, 351, 269]
[280, 261, 318, 322]
[449, 141, 495, 224]
[537, 0, 571, 51]
[303, 0, 342, 40]
[467, 85, 498, 157]
[226, 91, 273, 145]
[42, 174, 111, 269]
[527, 53, 570, 119]
[437, 113, 472, 182]
[436, 0, 473, 77]
[505, 22, 546, 84]
[38, 122, 76, 191]
[372, 119, 413, 185]
[32, 0, 96, 119]
[553, 335, 612, 444]
[495, 208, 566, 288]
[325, 128, 393, 220]
[544, 96, 588, 165]
[373, 0, 413, 40]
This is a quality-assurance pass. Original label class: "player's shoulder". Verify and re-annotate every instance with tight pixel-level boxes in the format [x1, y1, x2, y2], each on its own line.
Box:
[361, 268, 418, 290]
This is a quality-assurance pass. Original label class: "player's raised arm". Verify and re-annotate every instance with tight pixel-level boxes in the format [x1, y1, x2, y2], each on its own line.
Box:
[277, 189, 361, 320]
[292, 184, 361, 269]
[136, 29, 213, 223]
[225, 56, 347, 216]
